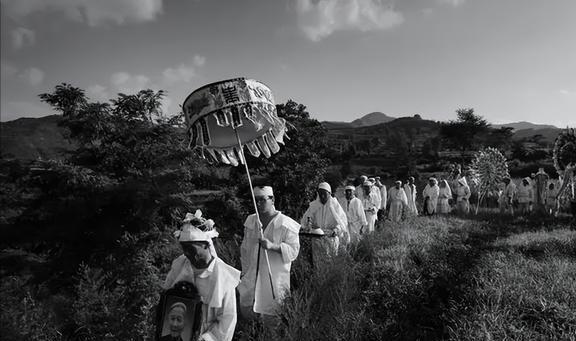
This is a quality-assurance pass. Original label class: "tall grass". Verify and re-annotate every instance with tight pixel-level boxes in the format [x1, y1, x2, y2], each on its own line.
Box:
[236, 215, 576, 340]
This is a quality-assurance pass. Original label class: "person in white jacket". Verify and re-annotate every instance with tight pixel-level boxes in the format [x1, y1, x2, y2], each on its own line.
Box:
[403, 177, 417, 216]
[360, 180, 380, 232]
[163, 211, 240, 341]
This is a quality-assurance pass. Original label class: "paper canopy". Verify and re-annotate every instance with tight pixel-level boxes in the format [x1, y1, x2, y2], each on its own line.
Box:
[182, 78, 287, 166]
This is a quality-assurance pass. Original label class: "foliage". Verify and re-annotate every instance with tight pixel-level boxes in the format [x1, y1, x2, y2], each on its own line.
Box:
[440, 108, 490, 159]
[234, 99, 332, 218]
[469, 147, 510, 214]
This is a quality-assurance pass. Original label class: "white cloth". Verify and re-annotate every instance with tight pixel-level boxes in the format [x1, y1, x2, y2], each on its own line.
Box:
[423, 184, 440, 214]
[361, 191, 379, 232]
[455, 179, 471, 214]
[378, 185, 388, 210]
[517, 181, 533, 204]
[371, 186, 382, 210]
[339, 197, 367, 243]
[437, 182, 452, 214]
[163, 256, 240, 341]
[388, 187, 408, 222]
[301, 196, 349, 249]
[403, 183, 417, 215]
[238, 213, 300, 316]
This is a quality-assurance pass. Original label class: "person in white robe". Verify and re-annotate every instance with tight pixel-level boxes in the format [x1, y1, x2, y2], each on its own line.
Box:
[500, 178, 516, 215]
[361, 181, 380, 232]
[375, 176, 387, 211]
[422, 178, 440, 215]
[437, 179, 452, 214]
[387, 181, 408, 222]
[301, 182, 348, 254]
[517, 177, 533, 215]
[368, 178, 382, 210]
[339, 185, 367, 243]
[455, 177, 471, 214]
[545, 181, 559, 216]
[237, 186, 300, 326]
[163, 211, 240, 341]
[355, 175, 368, 201]
[403, 177, 417, 216]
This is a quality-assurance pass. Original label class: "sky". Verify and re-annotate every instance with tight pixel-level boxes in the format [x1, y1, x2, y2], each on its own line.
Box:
[1, 0, 575, 127]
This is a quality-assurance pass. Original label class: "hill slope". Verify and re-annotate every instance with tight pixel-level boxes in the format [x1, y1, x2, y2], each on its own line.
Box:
[0, 115, 74, 160]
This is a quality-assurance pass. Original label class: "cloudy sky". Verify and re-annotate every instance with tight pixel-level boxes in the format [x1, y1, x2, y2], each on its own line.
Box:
[1, 0, 575, 126]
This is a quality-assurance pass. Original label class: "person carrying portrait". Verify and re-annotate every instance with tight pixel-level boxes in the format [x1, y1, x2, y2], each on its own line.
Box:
[339, 185, 368, 243]
[163, 211, 241, 341]
[422, 177, 440, 216]
[387, 180, 408, 222]
[237, 185, 300, 329]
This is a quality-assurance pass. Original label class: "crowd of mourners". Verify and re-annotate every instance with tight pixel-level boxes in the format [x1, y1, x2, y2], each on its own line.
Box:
[158, 166, 573, 341]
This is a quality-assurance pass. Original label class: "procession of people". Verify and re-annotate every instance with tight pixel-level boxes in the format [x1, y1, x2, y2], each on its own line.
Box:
[160, 168, 571, 340]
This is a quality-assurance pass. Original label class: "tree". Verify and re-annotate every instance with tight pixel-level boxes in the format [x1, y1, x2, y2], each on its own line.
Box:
[440, 108, 489, 160]
[234, 99, 332, 218]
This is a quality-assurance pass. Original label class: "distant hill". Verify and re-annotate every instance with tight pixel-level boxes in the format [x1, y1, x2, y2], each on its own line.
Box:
[492, 121, 558, 131]
[323, 112, 395, 129]
[0, 115, 74, 160]
[512, 128, 562, 144]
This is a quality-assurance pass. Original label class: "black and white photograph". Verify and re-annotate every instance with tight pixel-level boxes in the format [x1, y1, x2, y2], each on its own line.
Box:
[1, 0, 575, 340]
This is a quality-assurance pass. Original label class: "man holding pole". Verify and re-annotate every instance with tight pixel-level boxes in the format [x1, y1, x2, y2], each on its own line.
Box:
[237, 185, 300, 328]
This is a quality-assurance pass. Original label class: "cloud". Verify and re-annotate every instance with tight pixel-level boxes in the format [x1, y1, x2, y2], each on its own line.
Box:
[294, 0, 404, 41]
[437, 0, 466, 7]
[0, 0, 163, 26]
[111, 72, 152, 94]
[1, 61, 19, 79]
[560, 89, 576, 96]
[19, 67, 44, 86]
[11, 27, 35, 49]
[87, 84, 111, 102]
[161, 56, 206, 85]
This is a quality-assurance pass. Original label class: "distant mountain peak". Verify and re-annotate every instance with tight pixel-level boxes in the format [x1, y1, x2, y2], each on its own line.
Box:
[350, 112, 395, 128]
[491, 121, 558, 131]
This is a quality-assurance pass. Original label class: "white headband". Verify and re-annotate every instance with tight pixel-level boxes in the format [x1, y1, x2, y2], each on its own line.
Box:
[253, 186, 274, 197]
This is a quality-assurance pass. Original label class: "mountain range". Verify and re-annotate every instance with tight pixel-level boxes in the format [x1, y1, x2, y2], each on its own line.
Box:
[0, 113, 566, 161]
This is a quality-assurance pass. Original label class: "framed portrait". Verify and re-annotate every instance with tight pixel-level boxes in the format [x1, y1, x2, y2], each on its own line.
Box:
[155, 281, 203, 341]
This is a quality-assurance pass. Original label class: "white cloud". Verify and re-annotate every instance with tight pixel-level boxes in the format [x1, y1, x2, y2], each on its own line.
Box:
[11, 27, 35, 49]
[560, 89, 576, 96]
[437, 0, 466, 7]
[1, 61, 19, 79]
[87, 84, 111, 102]
[0, 0, 163, 26]
[111, 72, 152, 94]
[295, 0, 404, 41]
[161, 56, 206, 85]
[19, 67, 44, 86]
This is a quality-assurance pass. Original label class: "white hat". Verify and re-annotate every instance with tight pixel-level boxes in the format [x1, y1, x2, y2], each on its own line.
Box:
[318, 182, 331, 193]
[309, 227, 325, 235]
[344, 185, 355, 191]
[176, 210, 218, 242]
[253, 186, 273, 197]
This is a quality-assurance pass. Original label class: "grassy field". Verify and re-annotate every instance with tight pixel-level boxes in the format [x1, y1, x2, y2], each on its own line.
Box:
[236, 214, 576, 341]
